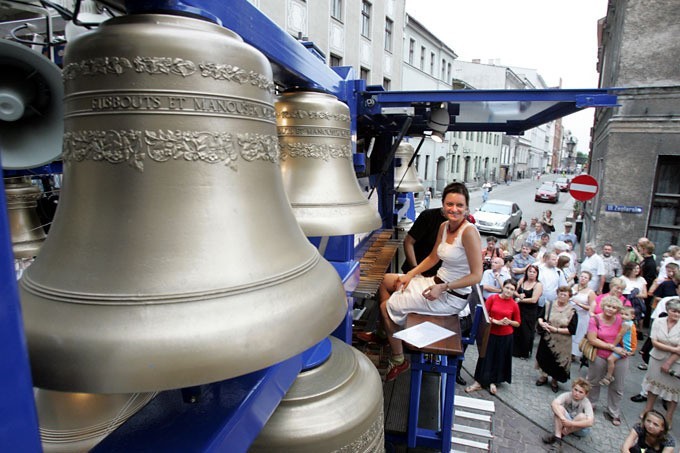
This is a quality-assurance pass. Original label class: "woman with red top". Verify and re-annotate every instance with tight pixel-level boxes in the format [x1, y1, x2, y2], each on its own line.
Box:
[466, 279, 521, 395]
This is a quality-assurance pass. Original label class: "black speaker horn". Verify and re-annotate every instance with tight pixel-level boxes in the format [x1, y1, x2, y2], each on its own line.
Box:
[0, 39, 63, 170]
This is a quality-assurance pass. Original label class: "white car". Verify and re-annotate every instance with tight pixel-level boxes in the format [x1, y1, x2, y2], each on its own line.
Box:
[474, 200, 523, 237]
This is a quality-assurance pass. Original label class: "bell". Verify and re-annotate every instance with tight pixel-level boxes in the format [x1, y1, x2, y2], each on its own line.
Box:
[275, 90, 381, 236]
[394, 143, 425, 193]
[20, 14, 347, 393]
[5, 176, 47, 259]
[35, 388, 156, 453]
[249, 337, 384, 452]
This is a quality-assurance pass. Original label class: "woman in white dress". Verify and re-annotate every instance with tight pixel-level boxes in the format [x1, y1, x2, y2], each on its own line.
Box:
[571, 271, 597, 359]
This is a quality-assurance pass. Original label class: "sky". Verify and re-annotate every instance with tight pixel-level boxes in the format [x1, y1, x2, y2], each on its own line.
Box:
[404, 0, 609, 154]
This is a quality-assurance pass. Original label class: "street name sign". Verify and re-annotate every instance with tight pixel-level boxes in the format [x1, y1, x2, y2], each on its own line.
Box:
[569, 174, 599, 202]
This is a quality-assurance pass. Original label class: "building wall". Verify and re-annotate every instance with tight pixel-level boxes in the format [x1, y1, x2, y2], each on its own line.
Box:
[591, 0, 680, 257]
[257, 0, 405, 89]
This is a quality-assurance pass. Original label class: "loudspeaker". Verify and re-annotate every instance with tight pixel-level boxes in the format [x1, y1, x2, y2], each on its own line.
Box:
[0, 39, 63, 169]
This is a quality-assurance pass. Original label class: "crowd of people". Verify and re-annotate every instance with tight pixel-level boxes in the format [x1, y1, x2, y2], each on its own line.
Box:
[356, 184, 680, 452]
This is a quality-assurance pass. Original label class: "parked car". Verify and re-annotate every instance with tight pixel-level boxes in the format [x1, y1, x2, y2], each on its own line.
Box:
[555, 177, 570, 192]
[535, 183, 560, 203]
[474, 200, 523, 237]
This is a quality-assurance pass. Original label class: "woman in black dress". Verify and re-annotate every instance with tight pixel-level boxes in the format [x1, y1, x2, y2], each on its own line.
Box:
[513, 264, 543, 359]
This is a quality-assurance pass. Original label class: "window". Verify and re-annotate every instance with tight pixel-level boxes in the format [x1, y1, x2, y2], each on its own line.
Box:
[361, 1, 371, 38]
[360, 66, 370, 81]
[441, 59, 446, 80]
[420, 46, 425, 70]
[329, 54, 342, 67]
[424, 155, 430, 179]
[384, 18, 393, 52]
[430, 52, 435, 75]
[331, 0, 342, 21]
[408, 38, 415, 64]
[447, 62, 451, 82]
[382, 77, 391, 90]
[648, 156, 680, 256]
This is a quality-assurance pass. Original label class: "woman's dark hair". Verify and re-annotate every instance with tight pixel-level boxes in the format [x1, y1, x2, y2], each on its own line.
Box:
[502, 278, 517, 289]
[525, 264, 540, 280]
[442, 182, 470, 207]
[642, 409, 670, 438]
[623, 262, 639, 277]
[557, 255, 570, 269]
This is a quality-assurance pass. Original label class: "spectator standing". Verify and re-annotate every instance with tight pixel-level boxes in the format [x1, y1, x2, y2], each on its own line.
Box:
[640, 241, 659, 328]
[581, 243, 606, 295]
[527, 222, 546, 246]
[513, 264, 543, 359]
[586, 296, 632, 427]
[509, 220, 530, 254]
[602, 243, 623, 294]
[539, 252, 568, 308]
[512, 244, 536, 281]
[623, 237, 650, 266]
[571, 271, 597, 360]
[535, 233, 552, 263]
[556, 221, 578, 246]
[481, 236, 502, 271]
[652, 263, 680, 304]
[535, 286, 578, 392]
[655, 246, 680, 283]
[541, 209, 556, 234]
[542, 378, 594, 449]
[481, 257, 511, 300]
[465, 279, 520, 396]
[640, 297, 680, 428]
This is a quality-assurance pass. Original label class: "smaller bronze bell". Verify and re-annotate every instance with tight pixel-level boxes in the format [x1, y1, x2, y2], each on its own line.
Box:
[394, 143, 425, 193]
[249, 337, 384, 453]
[4, 176, 47, 259]
[276, 90, 382, 236]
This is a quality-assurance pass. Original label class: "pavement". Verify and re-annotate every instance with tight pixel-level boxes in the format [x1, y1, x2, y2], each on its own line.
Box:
[454, 334, 678, 452]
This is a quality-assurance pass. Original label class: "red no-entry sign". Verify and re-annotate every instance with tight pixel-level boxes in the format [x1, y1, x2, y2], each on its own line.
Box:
[569, 174, 599, 201]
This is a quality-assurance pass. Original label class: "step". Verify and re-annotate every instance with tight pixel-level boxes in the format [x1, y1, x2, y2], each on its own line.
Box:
[452, 423, 493, 439]
[450, 435, 490, 450]
[454, 409, 492, 423]
[454, 395, 495, 413]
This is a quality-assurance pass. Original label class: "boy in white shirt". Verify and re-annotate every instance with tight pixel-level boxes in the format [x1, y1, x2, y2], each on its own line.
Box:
[543, 378, 595, 448]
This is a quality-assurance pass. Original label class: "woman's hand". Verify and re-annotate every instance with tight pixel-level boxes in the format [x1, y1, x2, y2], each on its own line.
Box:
[422, 283, 445, 301]
[395, 273, 414, 291]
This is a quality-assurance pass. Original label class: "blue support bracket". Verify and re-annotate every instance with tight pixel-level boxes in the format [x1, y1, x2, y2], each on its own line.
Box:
[0, 177, 42, 453]
[92, 354, 304, 453]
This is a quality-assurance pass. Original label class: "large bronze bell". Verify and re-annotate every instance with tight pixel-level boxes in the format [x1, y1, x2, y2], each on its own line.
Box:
[275, 91, 381, 236]
[20, 14, 347, 393]
[249, 337, 384, 453]
[5, 176, 46, 259]
[394, 142, 425, 193]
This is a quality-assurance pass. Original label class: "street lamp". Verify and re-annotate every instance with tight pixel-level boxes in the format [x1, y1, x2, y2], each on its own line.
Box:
[452, 142, 458, 153]
[566, 137, 577, 173]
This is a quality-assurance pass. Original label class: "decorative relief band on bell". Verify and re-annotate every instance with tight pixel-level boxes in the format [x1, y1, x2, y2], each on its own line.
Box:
[280, 143, 351, 161]
[6, 192, 41, 208]
[62, 56, 275, 93]
[63, 129, 279, 171]
[277, 126, 350, 138]
[276, 109, 350, 123]
[66, 92, 276, 121]
[335, 410, 385, 453]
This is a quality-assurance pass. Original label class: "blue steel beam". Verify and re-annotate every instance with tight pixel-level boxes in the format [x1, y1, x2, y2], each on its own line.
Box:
[125, 0, 346, 95]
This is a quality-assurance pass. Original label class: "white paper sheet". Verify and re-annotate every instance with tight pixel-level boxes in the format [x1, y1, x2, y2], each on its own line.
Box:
[393, 321, 456, 348]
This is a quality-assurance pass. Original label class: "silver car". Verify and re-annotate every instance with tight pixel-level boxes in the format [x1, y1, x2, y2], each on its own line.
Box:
[474, 200, 523, 237]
